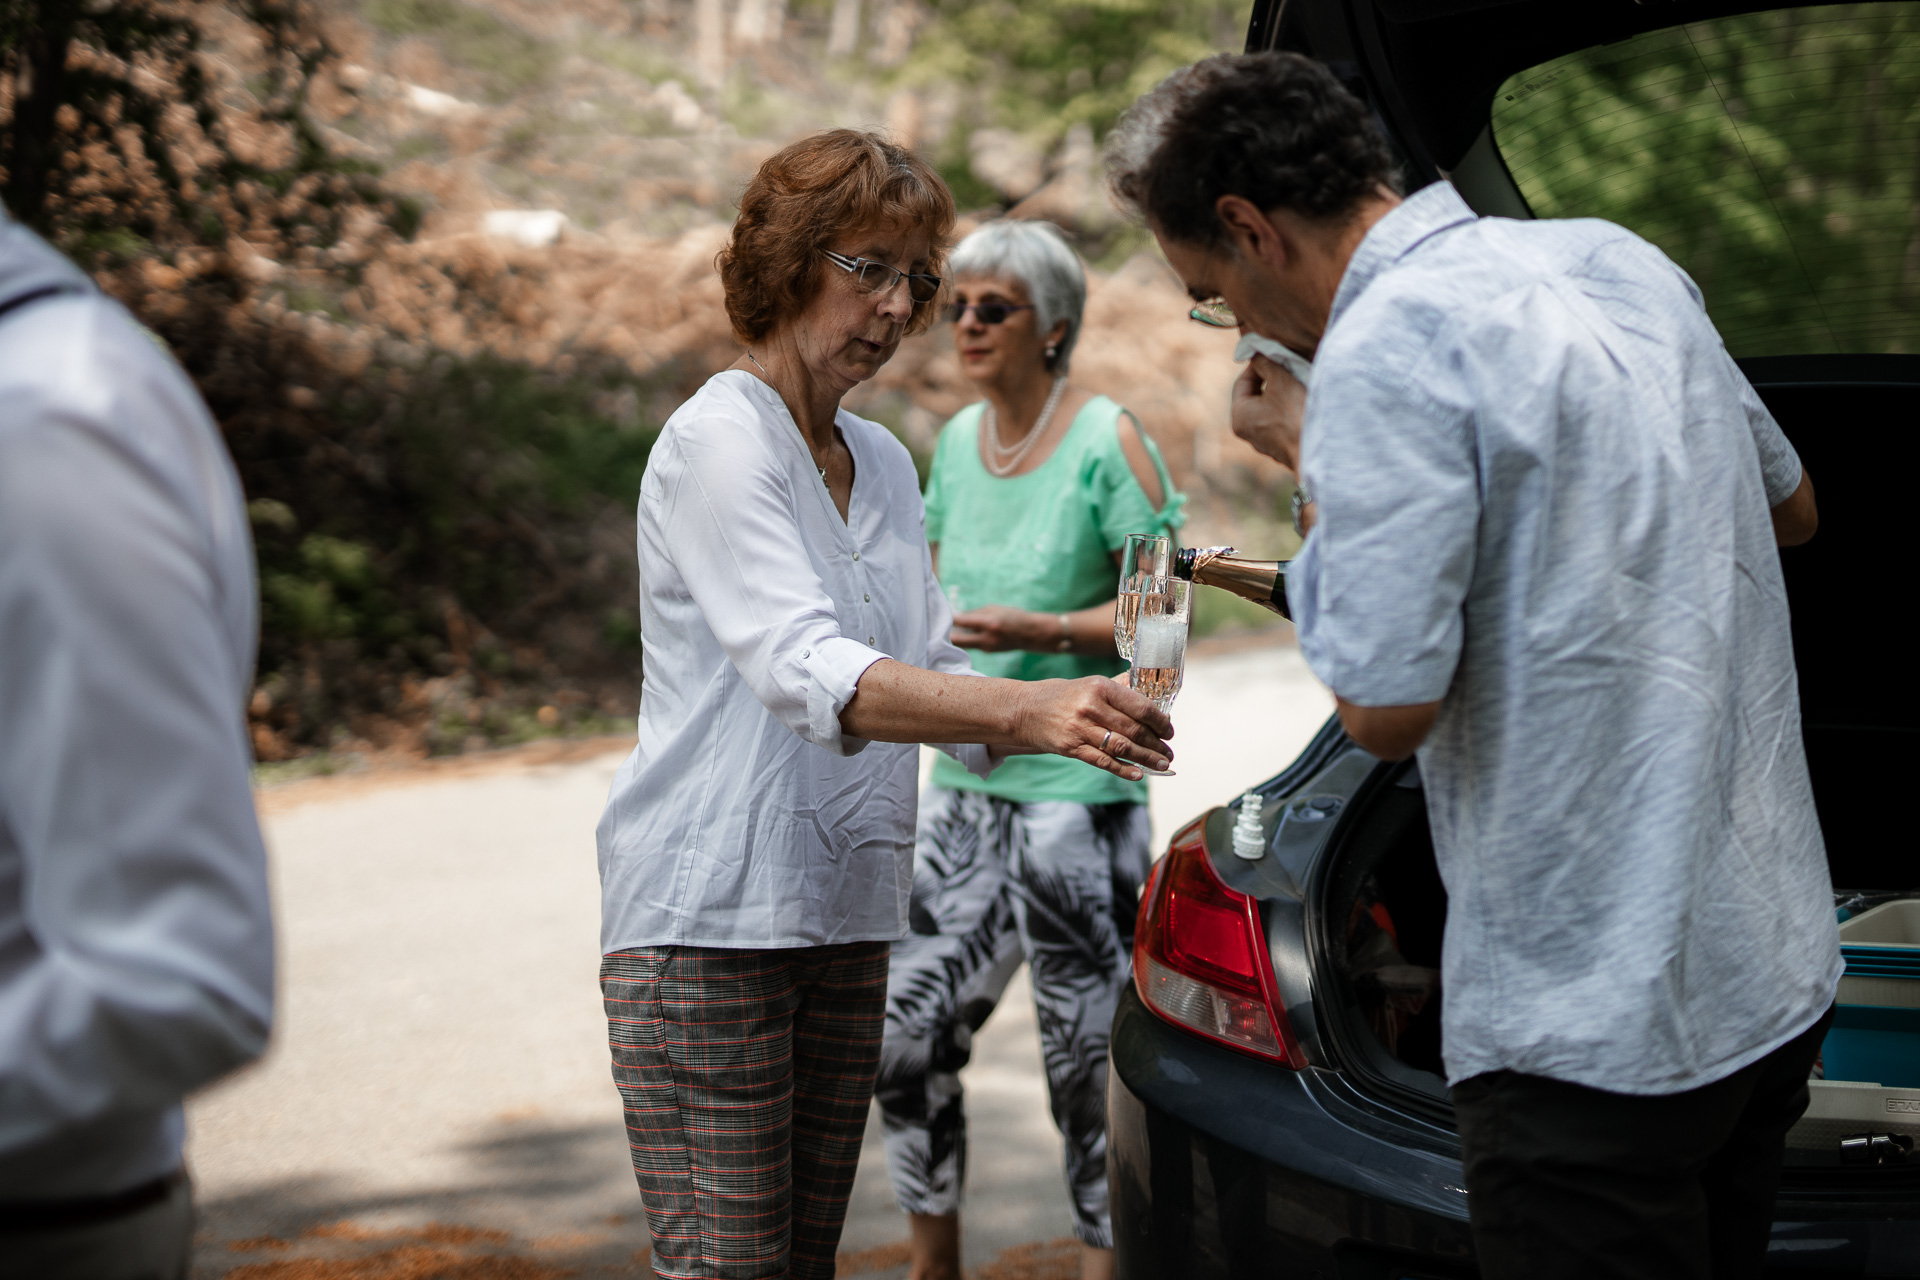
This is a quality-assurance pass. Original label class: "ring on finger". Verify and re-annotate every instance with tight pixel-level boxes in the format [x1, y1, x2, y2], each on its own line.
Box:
[1100, 729, 1114, 755]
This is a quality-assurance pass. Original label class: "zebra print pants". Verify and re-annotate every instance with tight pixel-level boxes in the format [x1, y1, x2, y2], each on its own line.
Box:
[876, 787, 1152, 1249]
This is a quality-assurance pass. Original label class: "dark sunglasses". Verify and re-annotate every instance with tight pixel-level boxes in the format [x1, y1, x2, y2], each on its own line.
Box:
[945, 301, 1036, 325]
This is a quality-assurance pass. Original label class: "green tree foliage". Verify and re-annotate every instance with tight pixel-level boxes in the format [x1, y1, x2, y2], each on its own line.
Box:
[239, 350, 665, 752]
[895, 0, 1242, 224]
[360, 0, 557, 101]
[905, 0, 1243, 138]
[1493, 4, 1920, 356]
[1, 2, 663, 753]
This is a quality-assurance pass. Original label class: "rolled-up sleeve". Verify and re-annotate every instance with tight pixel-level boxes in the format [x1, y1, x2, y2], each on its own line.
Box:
[658, 418, 887, 756]
[1734, 362, 1804, 506]
[1294, 364, 1478, 707]
[1686, 258, 1801, 506]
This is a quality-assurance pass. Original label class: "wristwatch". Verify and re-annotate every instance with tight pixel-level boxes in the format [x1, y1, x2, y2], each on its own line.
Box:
[1290, 478, 1315, 538]
[1056, 613, 1073, 652]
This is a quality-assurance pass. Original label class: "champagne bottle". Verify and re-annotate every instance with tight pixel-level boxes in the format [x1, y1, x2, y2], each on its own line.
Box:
[1172, 546, 1291, 620]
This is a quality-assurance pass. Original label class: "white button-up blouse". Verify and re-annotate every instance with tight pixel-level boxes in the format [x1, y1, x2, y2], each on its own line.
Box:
[597, 371, 992, 951]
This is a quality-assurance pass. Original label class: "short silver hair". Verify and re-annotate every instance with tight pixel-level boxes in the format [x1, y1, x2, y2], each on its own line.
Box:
[948, 220, 1087, 373]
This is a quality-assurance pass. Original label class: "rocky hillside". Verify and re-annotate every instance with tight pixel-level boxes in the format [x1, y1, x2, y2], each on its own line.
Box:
[306, 0, 1285, 526]
[2, 0, 1278, 762]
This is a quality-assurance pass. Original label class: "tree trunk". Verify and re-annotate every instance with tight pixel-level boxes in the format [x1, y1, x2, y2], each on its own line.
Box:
[4, 4, 77, 231]
[827, 0, 860, 56]
[695, 0, 725, 85]
[731, 0, 767, 46]
[873, 1, 919, 68]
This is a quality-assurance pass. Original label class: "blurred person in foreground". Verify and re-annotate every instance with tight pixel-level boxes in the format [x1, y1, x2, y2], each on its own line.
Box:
[0, 214, 274, 1277]
[594, 132, 1173, 1280]
[877, 219, 1184, 1280]
[1105, 53, 1833, 1280]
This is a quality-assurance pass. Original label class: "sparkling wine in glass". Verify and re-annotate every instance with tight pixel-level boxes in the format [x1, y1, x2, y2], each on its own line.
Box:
[1115, 533, 1172, 661]
[1126, 578, 1189, 776]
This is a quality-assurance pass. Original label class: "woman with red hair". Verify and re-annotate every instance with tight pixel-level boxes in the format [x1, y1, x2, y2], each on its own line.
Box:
[595, 130, 1174, 1280]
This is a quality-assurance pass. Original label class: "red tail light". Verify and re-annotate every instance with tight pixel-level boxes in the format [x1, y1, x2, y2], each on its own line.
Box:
[1134, 815, 1305, 1067]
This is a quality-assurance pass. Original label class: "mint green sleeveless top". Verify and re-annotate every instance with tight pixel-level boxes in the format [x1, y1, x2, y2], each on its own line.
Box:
[924, 395, 1187, 804]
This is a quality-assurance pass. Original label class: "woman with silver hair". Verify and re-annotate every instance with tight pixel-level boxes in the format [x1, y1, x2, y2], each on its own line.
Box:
[877, 219, 1185, 1280]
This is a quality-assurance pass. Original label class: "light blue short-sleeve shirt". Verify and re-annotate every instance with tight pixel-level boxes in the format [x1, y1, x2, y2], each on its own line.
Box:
[1289, 182, 1840, 1095]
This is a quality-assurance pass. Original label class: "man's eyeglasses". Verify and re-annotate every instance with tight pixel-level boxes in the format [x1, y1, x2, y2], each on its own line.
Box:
[1189, 297, 1236, 328]
[945, 301, 1035, 326]
[823, 250, 942, 305]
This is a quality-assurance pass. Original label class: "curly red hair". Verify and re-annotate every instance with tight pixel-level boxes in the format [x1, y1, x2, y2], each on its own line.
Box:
[719, 130, 955, 346]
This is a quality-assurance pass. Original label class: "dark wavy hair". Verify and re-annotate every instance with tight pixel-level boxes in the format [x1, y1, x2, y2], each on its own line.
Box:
[719, 129, 955, 346]
[1105, 52, 1400, 246]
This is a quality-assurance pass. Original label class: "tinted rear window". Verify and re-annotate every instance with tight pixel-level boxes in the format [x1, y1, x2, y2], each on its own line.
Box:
[1491, 5, 1920, 358]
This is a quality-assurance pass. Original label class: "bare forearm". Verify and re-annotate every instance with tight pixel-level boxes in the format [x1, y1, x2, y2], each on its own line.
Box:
[839, 659, 1174, 779]
[840, 659, 1021, 744]
[950, 602, 1122, 656]
[1068, 601, 1122, 656]
[1336, 697, 1441, 762]
[1772, 468, 1816, 547]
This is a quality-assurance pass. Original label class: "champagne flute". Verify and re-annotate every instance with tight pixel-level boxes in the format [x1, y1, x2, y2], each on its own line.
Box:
[1115, 533, 1172, 661]
[1125, 577, 1189, 776]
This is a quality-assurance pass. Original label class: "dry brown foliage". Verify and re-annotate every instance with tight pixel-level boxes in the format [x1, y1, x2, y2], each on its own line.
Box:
[3, 0, 1285, 756]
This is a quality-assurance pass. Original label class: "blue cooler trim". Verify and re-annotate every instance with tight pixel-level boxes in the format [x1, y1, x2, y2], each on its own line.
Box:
[1821, 1004, 1920, 1090]
[1834, 1005, 1920, 1032]
[1840, 946, 1920, 979]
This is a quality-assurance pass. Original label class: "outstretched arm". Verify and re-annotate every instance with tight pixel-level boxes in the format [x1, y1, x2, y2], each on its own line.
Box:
[840, 661, 1173, 780]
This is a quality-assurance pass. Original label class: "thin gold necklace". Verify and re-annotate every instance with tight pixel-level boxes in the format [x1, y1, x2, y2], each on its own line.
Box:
[747, 351, 828, 483]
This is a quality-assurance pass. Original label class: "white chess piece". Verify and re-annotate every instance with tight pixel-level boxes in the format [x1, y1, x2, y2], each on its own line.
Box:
[1232, 791, 1265, 861]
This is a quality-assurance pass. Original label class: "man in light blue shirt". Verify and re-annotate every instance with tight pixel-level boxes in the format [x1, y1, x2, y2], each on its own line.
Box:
[0, 213, 274, 1278]
[1108, 52, 1837, 1280]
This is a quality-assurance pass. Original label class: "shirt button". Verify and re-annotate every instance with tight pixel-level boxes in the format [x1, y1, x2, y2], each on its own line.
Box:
[801, 649, 810, 658]
[867, 636, 875, 645]
[852, 551, 861, 561]
[863, 593, 870, 602]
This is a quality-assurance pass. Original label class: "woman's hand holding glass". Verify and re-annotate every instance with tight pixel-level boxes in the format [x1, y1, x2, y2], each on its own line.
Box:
[844, 660, 1172, 780]
[1003, 675, 1174, 779]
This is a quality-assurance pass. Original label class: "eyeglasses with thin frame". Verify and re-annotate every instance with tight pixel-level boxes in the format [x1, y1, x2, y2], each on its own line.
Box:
[823, 249, 942, 305]
[1189, 297, 1236, 328]
[945, 300, 1035, 326]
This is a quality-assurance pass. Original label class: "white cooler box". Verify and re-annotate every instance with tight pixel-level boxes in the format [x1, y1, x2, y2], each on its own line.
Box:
[1785, 900, 1920, 1150]
[1788, 1079, 1920, 1150]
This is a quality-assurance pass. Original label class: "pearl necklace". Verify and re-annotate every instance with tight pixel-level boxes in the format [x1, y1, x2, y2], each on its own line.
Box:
[982, 375, 1070, 478]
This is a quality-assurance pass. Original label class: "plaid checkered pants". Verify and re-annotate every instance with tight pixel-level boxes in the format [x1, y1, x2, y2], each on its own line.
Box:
[602, 942, 889, 1280]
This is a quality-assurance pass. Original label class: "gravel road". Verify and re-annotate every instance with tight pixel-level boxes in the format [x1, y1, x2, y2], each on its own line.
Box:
[186, 635, 1333, 1279]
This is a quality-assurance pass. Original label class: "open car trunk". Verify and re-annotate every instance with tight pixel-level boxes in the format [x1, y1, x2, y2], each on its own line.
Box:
[1321, 784, 1920, 1140]
[1259, 0, 1920, 1186]
[1318, 368, 1920, 1185]
[1322, 362, 1920, 1053]
[1314, 363, 1920, 1198]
